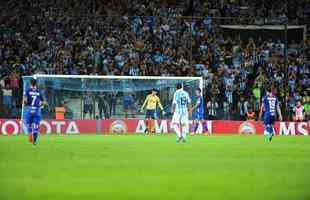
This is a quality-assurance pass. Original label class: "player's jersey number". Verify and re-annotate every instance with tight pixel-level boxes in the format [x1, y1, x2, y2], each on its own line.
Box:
[268, 99, 276, 115]
[31, 96, 37, 106]
[180, 97, 187, 105]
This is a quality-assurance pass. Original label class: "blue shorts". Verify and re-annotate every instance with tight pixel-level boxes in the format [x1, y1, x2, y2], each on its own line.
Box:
[25, 110, 41, 126]
[123, 101, 133, 110]
[145, 109, 155, 119]
[264, 115, 275, 126]
[193, 112, 204, 120]
[3, 96, 12, 107]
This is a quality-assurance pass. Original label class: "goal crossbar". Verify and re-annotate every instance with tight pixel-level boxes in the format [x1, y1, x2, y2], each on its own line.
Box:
[23, 74, 204, 93]
[24, 74, 203, 81]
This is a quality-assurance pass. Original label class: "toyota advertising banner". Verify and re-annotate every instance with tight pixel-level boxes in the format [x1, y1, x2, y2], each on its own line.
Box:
[0, 119, 309, 136]
[0, 119, 97, 135]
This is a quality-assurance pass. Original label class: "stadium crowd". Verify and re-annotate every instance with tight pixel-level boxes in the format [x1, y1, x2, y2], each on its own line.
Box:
[0, 0, 309, 120]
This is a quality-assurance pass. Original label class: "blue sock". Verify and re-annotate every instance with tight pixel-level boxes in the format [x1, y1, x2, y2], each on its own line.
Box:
[33, 128, 39, 143]
[203, 122, 208, 132]
[192, 124, 198, 132]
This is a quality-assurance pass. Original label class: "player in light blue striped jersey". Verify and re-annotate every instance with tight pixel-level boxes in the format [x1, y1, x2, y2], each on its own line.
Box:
[171, 83, 192, 143]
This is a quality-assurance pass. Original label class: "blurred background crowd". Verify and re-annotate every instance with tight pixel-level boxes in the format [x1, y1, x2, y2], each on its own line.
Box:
[0, 0, 309, 120]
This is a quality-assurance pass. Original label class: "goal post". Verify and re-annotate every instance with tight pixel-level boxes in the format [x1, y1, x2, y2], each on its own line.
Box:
[21, 74, 203, 121]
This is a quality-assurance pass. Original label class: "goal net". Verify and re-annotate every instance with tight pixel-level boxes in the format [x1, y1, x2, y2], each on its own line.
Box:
[21, 75, 202, 121]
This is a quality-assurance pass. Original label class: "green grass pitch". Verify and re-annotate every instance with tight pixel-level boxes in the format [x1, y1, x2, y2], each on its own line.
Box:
[0, 134, 310, 200]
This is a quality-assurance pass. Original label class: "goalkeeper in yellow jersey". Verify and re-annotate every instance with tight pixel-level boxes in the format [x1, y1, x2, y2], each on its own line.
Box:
[140, 89, 165, 134]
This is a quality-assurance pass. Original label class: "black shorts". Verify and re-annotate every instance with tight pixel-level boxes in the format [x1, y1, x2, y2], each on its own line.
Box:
[145, 109, 155, 119]
[84, 104, 93, 114]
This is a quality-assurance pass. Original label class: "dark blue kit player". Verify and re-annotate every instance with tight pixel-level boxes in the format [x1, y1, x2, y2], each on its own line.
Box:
[23, 78, 46, 145]
[259, 86, 283, 142]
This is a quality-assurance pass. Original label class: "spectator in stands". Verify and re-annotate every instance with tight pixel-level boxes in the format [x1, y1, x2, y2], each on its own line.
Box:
[206, 97, 219, 120]
[107, 92, 117, 117]
[2, 82, 13, 118]
[238, 96, 249, 120]
[222, 97, 231, 120]
[301, 90, 309, 120]
[83, 93, 94, 119]
[97, 93, 109, 119]
[246, 107, 256, 121]
[252, 84, 262, 113]
[9, 71, 20, 105]
[293, 100, 305, 122]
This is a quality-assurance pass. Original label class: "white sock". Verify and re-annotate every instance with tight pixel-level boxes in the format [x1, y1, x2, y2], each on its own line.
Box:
[182, 124, 189, 140]
[196, 122, 202, 134]
[173, 124, 181, 138]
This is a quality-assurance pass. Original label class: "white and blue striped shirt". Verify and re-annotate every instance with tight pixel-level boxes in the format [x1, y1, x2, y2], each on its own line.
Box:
[129, 67, 140, 76]
[172, 89, 191, 114]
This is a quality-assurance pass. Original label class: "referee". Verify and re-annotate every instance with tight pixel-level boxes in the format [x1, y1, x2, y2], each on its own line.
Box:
[140, 89, 165, 134]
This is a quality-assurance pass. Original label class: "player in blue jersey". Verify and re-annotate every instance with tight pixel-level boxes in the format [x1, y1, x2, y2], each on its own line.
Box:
[191, 88, 208, 135]
[172, 83, 192, 143]
[23, 78, 46, 145]
[259, 86, 282, 142]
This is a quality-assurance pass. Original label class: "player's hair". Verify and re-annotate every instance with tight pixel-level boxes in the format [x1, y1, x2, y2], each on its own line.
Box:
[196, 88, 201, 93]
[176, 83, 182, 89]
[30, 78, 37, 87]
[266, 85, 272, 93]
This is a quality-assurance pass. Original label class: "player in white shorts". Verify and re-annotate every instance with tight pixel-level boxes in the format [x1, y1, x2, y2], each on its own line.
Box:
[293, 100, 305, 122]
[171, 83, 192, 143]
